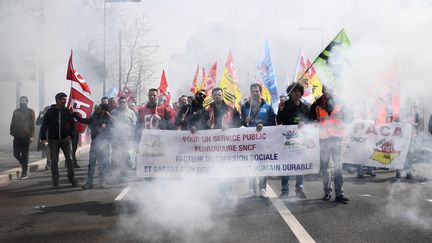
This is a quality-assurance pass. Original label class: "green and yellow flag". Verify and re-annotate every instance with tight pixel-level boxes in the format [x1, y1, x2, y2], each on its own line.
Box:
[313, 28, 351, 90]
[219, 51, 242, 111]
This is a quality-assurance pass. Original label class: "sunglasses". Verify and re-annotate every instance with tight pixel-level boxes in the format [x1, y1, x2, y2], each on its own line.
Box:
[197, 92, 206, 97]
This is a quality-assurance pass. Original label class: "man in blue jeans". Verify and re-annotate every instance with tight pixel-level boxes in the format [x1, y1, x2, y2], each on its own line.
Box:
[276, 83, 309, 199]
[73, 104, 112, 189]
[241, 83, 276, 198]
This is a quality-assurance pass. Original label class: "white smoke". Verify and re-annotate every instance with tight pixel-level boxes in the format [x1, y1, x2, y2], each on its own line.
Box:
[385, 178, 432, 231]
[114, 176, 244, 242]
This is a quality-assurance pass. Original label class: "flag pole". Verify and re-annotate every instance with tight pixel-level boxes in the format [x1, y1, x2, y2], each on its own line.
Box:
[69, 50, 73, 104]
[155, 90, 159, 115]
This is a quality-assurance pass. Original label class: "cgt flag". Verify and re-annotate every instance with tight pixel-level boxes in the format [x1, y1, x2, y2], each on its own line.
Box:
[67, 88, 94, 133]
[200, 61, 217, 95]
[190, 65, 200, 94]
[200, 62, 217, 108]
[66, 50, 91, 94]
[158, 70, 175, 115]
[219, 51, 242, 111]
[305, 59, 323, 103]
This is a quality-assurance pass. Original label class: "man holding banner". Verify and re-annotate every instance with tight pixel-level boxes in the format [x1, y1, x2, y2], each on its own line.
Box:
[277, 83, 309, 199]
[175, 90, 209, 132]
[138, 88, 174, 130]
[206, 87, 241, 129]
[241, 83, 276, 198]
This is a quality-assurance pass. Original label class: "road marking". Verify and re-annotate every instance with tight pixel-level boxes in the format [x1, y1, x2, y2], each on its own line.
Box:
[115, 185, 132, 201]
[360, 194, 374, 197]
[267, 185, 316, 243]
[425, 199, 432, 203]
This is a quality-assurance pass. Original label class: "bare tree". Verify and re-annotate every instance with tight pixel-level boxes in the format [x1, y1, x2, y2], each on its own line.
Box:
[121, 14, 158, 104]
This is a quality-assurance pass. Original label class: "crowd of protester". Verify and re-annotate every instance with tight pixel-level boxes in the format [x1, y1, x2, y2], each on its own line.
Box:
[9, 82, 432, 204]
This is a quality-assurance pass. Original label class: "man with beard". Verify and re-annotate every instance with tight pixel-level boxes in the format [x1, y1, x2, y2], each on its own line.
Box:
[206, 87, 241, 129]
[41, 92, 78, 189]
[175, 89, 209, 132]
[138, 88, 174, 130]
[10, 96, 35, 179]
[241, 83, 276, 198]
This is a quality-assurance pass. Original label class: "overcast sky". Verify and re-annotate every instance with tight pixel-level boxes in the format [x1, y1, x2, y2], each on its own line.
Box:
[124, 0, 432, 101]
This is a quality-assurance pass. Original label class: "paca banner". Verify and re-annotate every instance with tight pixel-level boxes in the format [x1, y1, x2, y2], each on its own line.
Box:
[341, 119, 413, 169]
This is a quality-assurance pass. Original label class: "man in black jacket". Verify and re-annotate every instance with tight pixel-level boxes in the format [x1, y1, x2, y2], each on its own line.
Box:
[276, 83, 309, 199]
[10, 96, 35, 179]
[73, 104, 112, 189]
[40, 92, 78, 189]
[206, 87, 241, 129]
[175, 89, 209, 132]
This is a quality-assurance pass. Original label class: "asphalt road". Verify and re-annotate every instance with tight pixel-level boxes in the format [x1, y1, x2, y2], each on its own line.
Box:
[0, 151, 431, 243]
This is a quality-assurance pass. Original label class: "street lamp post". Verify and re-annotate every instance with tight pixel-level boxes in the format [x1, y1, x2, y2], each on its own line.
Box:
[118, 30, 122, 91]
[298, 27, 324, 50]
[103, 0, 106, 95]
[103, 0, 142, 96]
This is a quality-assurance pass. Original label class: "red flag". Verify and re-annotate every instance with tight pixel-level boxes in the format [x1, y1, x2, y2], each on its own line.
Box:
[202, 67, 206, 83]
[158, 70, 174, 110]
[190, 65, 200, 94]
[200, 61, 217, 95]
[159, 70, 169, 95]
[66, 51, 91, 94]
[67, 88, 94, 133]
[118, 86, 135, 103]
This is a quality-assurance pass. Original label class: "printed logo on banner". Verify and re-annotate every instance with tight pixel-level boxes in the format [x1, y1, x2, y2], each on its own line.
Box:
[140, 135, 164, 156]
[370, 139, 400, 165]
[282, 130, 315, 151]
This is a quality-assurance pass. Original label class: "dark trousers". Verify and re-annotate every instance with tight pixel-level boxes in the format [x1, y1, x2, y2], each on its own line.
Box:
[49, 138, 75, 186]
[13, 137, 30, 176]
[71, 133, 79, 166]
[86, 138, 110, 185]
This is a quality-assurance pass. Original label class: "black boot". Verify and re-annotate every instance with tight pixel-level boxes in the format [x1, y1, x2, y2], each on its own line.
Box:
[52, 178, 59, 190]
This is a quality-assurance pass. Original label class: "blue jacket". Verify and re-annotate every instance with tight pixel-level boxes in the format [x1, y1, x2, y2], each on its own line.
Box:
[241, 99, 276, 127]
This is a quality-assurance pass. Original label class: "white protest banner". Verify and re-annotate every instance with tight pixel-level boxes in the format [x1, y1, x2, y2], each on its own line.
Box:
[341, 119, 413, 169]
[136, 125, 320, 177]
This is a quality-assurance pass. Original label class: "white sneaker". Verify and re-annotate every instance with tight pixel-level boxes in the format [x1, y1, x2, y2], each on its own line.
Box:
[260, 189, 268, 198]
[20, 175, 28, 180]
